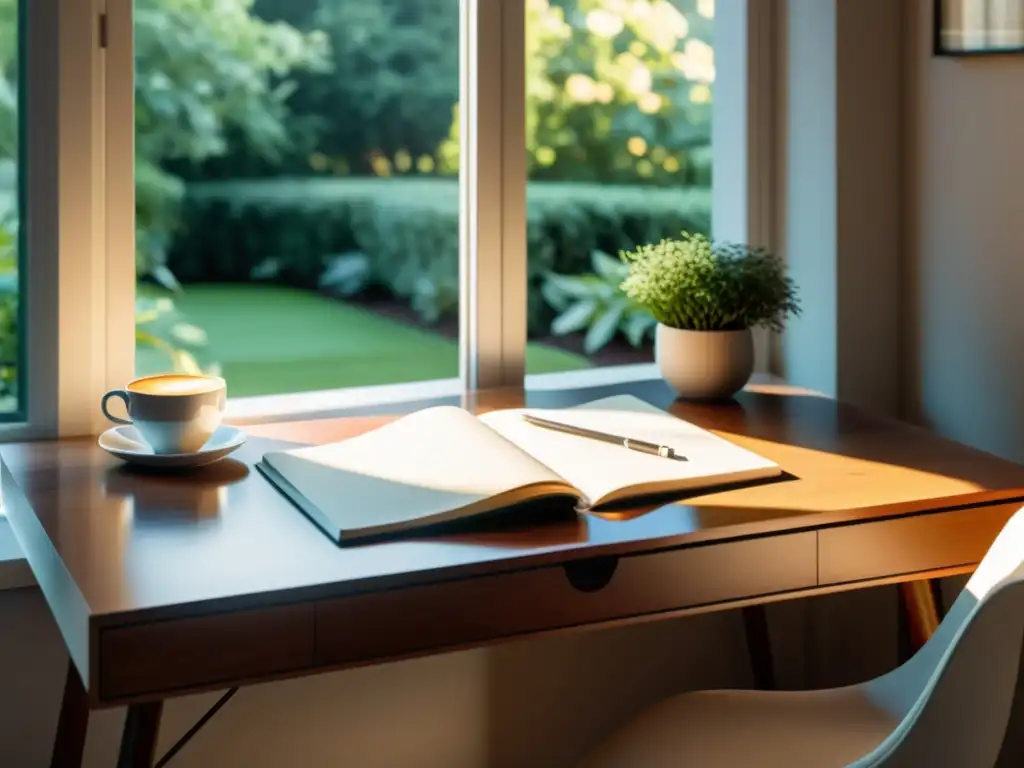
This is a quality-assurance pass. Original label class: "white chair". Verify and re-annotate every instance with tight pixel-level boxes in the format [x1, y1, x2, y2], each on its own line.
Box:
[579, 507, 1024, 768]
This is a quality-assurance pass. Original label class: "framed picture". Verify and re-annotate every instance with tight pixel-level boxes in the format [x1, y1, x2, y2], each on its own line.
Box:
[935, 0, 1024, 55]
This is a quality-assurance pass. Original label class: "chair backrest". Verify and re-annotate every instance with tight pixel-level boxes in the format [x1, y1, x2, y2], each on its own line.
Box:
[854, 506, 1024, 768]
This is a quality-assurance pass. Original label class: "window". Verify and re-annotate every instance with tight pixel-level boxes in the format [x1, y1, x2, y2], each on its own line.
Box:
[0, 0, 21, 418]
[4, 0, 771, 436]
[524, 0, 715, 376]
[133, 0, 464, 399]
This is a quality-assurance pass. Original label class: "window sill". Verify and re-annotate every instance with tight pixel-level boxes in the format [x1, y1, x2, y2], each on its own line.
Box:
[224, 363, 667, 425]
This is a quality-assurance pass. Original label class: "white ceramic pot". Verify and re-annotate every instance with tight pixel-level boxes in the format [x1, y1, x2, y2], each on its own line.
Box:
[655, 324, 754, 401]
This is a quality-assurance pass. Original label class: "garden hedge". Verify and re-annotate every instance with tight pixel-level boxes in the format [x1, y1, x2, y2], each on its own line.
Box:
[169, 178, 710, 334]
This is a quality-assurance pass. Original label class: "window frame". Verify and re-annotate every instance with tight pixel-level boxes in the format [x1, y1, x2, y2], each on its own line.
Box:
[459, 0, 528, 391]
[10, 0, 776, 437]
[9, 0, 28, 424]
[0, 0, 131, 442]
[3, 0, 59, 440]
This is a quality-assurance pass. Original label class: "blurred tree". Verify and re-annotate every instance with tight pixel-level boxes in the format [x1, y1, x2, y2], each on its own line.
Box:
[0, 0, 16, 160]
[134, 0, 327, 285]
[235, 0, 459, 178]
[223, 0, 713, 187]
[0, 0, 327, 282]
[441, 0, 714, 186]
[0, 1, 20, 401]
[304, 0, 457, 176]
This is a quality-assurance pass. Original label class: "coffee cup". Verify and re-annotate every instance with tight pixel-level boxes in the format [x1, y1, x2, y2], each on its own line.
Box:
[101, 374, 227, 454]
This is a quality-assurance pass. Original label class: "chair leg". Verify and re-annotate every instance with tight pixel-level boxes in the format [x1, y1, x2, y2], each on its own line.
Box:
[50, 660, 90, 768]
[930, 578, 946, 618]
[742, 605, 776, 690]
[117, 701, 163, 768]
[898, 579, 943, 661]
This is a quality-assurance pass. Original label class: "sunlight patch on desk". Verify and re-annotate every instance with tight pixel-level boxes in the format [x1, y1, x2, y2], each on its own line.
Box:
[691, 432, 988, 514]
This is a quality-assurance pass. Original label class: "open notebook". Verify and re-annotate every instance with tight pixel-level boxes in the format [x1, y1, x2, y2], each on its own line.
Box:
[257, 394, 781, 544]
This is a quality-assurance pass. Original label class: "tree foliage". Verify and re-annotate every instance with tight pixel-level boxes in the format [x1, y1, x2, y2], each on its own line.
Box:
[0, 0, 16, 160]
[297, 0, 458, 176]
[0, 0, 327, 280]
[222, 0, 714, 186]
[442, 0, 715, 185]
[207, 0, 461, 179]
[134, 0, 327, 282]
[538, 0, 714, 184]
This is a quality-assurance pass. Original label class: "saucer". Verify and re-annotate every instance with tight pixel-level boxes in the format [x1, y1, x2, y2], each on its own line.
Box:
[98, 425, 247, 468]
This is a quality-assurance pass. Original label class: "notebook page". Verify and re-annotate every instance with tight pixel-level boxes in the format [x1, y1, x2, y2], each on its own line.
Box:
[480, 395, 779, 505]
[264, 405, 568, 532]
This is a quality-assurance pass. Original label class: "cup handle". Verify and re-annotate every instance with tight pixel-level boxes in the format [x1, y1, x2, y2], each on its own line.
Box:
[101, 390, 133, 425]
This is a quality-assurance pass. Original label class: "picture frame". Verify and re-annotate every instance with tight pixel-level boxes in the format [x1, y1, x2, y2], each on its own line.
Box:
[934, 0, 1024, 55]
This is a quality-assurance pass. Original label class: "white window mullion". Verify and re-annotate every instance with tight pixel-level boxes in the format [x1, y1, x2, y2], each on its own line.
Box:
[499, 0, 528, 389]
[460, 0, 527, 392]
[52, 0, 114, 437]
[103, 0, 137, 407]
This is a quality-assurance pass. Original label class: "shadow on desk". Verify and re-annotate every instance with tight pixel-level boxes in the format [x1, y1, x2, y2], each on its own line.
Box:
[590, 472, 800, 523]
[356, 498, 588, 549]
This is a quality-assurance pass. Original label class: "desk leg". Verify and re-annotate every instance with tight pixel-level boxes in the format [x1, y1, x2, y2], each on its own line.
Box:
[742, 605, 776, 690]
[898, 579, 944, 659]
[117, 701, 163, 768]
[50, 660, 90, 768]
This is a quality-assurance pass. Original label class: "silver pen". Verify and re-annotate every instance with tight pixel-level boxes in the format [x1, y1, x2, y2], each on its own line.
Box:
[521, 414, 687, 461]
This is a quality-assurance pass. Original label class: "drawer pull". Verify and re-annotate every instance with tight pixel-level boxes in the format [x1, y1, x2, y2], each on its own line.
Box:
[563, 556, 618, 592]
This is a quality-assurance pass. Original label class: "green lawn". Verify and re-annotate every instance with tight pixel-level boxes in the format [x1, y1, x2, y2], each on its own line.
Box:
[137, 285, 591, 397]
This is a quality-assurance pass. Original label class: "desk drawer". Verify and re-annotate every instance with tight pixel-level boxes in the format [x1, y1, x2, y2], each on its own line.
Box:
[315, 532, 815, 665]
[818, 502, 1018, 585]
[99, 603, 315, 701]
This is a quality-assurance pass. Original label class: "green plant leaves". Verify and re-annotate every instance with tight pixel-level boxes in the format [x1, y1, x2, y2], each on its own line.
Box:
[584, 298, 628, 355]
[620, 231, 801, 332]
[135, 292, 214, 375]
[591, 248, 627, 282]
[552, 299, 597, 336]
[623, 308, 657, 347]
[319, 251, 371, 297]
[540, 276, 572, 313]
[545, 271, 602, 299]
[149, 264, 182, 293]
[541, 248, 656, 354]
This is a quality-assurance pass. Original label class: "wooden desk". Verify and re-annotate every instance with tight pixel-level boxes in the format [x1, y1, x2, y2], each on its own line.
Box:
[5, 380, 1024, 767]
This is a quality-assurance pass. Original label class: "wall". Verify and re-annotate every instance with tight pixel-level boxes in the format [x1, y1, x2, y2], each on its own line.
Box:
[902, 0, 1024, 760]
[781, 0, 903, 415]
[903, 0, 1024, 459]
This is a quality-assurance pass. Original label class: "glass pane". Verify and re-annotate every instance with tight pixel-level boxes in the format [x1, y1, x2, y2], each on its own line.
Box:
[134, 0, 461, 398]
[0, 0, 20, 415]
[524, 0, 714, 375]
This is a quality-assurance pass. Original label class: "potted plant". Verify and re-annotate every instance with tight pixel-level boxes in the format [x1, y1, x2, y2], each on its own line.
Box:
[620, 232, 800, 400]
